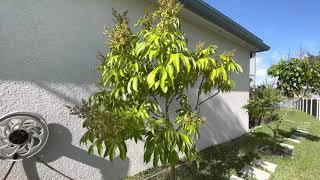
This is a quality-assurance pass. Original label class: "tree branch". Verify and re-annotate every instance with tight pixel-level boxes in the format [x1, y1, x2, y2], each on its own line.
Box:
[198, 90, 220, 106]
[152, 96, 165, 117]
[150, 111, 161, 118]
[195, 76, 205, 110]
[165, 97, 169, 118]
[302, 84, 311, 97]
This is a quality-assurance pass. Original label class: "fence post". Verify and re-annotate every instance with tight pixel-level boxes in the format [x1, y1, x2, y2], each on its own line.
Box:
[310, 98, 313, 116]
[299, 99, 301, 111]
[318, 99, 320, 120]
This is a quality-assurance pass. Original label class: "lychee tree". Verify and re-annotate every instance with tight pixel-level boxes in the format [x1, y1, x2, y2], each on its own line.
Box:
[68, 0, 242, 179]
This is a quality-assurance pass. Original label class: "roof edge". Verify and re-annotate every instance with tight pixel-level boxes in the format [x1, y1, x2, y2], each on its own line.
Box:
[181, 0, 270, 52]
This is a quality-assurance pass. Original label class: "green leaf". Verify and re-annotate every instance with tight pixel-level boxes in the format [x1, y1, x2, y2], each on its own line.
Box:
[235, 63, 243, 72]
[170, 54, 180, 73]
[159, 148, 166, 164]
[180, 134, 191, 146]
[119, 142, 127, 160]
[169, 150, 179, 164]
[166, 64, 174, 86]
[104, 142, 111, 158]
[153, 149, 160, 167]
[147, 67, 160, 89]
[127, 78, 133, 94]
[160, 67, 168, 93]
[136, 42, 146, 55]
[180, 54, 191, 73]
[221, 68, 228, 80]
[210, 69, 217, 81]
[149, 50, 158, 61]
[109, 144, 117, 161]
[88, 144, 94, 155]
[96, 140, 103, 156]
[144, 148, 154, 163]
[133, 77, 138, 92]
[80, 131, 90, 145]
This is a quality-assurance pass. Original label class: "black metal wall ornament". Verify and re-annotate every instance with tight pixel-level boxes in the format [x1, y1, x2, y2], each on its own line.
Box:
[0, 112, 49, 161]
[0, 112, 74, 180]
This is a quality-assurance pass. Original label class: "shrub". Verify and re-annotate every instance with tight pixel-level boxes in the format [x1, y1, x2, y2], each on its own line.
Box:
[243, 83, 282, 152]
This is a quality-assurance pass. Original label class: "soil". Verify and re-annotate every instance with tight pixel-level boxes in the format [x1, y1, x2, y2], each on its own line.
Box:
[258, 145, 292, 157]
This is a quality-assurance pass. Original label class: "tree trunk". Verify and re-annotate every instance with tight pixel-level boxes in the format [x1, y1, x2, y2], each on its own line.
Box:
[272, 130, 277, 153]
[170, 164, 176, 180]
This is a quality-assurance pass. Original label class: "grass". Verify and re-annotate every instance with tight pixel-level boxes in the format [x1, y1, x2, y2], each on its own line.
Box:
[127, 110, 320, 180]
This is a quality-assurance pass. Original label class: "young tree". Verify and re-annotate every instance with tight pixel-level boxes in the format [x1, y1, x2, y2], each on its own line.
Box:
[68, 0, 242, 179]
[243, 83, 283, 152]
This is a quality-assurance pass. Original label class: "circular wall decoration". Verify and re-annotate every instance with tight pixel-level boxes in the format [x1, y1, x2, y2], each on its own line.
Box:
[0, 112, 49, 161]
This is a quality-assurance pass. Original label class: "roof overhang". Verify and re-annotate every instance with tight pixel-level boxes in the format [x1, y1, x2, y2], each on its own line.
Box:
[181, 0, 270, 53]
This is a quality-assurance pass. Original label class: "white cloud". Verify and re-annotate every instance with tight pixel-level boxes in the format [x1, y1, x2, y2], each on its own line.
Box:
[256, 68, 267, 77]
[255, 55, 269, 85]
[254, 50, 289, 85]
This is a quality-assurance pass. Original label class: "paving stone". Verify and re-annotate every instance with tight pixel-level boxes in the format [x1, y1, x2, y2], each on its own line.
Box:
[297, 129, 309, 132]
[285, 138, 301, 143]
[284, 120, 295, 123]
[251, 159, 277, 173]
[241, 166, 270, 180]
[298, 125, 310, 127]
[291, 135, 305, 140]
[296, 129, 309, 134]
[230, 175, 244, 180]
[280, 143, 294, 150]
[297, 127, 309, 131]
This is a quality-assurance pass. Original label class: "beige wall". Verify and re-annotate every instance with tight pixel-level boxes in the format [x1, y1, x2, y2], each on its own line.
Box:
[0, 0, 250, 179]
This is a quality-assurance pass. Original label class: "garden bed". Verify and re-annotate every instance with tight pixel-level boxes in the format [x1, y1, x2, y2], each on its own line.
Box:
[127, 110, 320, 179]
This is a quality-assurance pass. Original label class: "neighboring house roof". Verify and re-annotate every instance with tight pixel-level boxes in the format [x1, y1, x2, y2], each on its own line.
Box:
[182, 0, 270, 53]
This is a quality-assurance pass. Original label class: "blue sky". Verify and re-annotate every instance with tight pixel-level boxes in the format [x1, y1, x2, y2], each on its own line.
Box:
[208, 0, 320, 84]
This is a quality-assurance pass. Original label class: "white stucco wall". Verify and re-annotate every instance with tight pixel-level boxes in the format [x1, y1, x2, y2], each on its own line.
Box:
[0, 0, 250, 179]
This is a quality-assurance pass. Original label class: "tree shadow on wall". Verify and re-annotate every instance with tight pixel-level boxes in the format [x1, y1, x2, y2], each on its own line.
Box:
[22, 123, 129, 180]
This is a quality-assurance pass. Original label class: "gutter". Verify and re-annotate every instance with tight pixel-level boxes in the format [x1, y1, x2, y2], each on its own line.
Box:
[181, 0, 270, 53]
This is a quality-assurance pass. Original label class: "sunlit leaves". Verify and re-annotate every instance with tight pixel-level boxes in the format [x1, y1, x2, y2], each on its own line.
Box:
[160, 67, 168, 93]
[147, 67, 160, 89]
[268, 57, 320, 98]
[170, 53, 180, 73]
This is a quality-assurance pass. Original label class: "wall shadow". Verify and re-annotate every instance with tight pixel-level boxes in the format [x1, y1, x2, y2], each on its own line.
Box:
[22, 123, 129, 180]
[187, 90, 248, 150]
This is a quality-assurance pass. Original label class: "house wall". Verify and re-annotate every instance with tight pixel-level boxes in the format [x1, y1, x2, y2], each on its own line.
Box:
[0, 0, 250, 179]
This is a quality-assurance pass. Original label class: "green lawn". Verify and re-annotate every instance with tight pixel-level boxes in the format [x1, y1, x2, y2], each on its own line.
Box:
[128, 110, 320, 180]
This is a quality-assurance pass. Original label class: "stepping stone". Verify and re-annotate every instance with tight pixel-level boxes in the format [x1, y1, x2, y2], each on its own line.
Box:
[251, 159, 277, 173]
[285, 138, 301, 143]
[298, 124, 310, 127]
[301, 122, 311, 125]
[294, 130, 309, 134]
[241, 166, 270, 180]
[230, 175, 244, 180]
[284, 120, 295, 123]
[291, 135, 305, 140]
[280, 143, 294, 150]
[297, 129, 309, 132]
[297, 127, 309, 130]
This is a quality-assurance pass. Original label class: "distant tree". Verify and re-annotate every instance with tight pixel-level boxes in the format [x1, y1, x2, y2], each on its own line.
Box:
[267, 56, 320, 98]
[243, 83, 283, 152]
[68, 0, 243, 179]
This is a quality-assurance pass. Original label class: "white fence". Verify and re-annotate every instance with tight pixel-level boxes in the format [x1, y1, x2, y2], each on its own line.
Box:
[292, 98, 320, 120]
